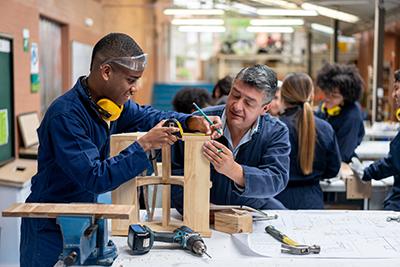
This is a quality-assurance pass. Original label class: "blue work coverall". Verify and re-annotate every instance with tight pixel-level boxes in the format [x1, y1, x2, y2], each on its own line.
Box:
[275, 106, 341, 209]
[316, 102, 365, 163]
[170, 105, 291, 213]
[363, 132, 400, 211]
[20, 78, 191, 267]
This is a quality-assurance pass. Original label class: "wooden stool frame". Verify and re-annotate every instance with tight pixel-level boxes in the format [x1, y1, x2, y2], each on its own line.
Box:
[110, 133, 211, 237]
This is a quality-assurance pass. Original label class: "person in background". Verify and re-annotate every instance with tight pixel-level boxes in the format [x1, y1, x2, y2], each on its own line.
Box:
[171, 64, 291, 213]
[20, 33, 222, 267]
[172, 87, 212, 114]
[315, 63, 365, 163]
[268, 80, 283, 116]
[274, 73, 341, 209]
[212, 75, 233, 105]
[350, 69, 400, 211]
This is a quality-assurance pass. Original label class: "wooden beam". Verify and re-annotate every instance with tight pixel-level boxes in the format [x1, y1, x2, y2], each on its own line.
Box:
[2, 203, 134, 219]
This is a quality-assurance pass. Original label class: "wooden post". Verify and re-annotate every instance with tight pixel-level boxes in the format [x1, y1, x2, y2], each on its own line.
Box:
[183, 135, 211, 237]
[110, 133, 143, 235]
[161, 145, 171, 227]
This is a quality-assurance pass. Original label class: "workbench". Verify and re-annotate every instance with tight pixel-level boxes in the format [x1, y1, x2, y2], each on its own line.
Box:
[364, 123, 398, 141]
[0, 159, 36, 267]
[320, 176, 393, 210]
[355, 140, 390, 160]
[109, 209, 400, 267]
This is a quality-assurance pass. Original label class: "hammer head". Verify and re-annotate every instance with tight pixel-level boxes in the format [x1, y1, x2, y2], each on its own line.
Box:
[281, 244, 321, 255]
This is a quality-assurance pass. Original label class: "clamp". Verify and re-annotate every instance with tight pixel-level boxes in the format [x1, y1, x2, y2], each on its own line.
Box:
[281, 243, 321, 255]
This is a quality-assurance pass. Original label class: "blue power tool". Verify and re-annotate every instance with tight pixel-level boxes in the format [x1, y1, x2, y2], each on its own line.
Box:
[57, 216, 117, 266]
[127, 224, 211, 258]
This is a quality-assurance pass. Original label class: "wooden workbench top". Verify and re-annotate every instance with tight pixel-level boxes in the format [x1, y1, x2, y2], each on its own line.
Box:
[2, 203, 134, 219]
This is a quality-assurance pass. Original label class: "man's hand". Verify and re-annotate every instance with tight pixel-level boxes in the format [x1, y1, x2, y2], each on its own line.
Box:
[137, 120, 180, 152]
[349, 157, 365, 181]
[187, 115, 223, 139]
[202, 140, 245, 187]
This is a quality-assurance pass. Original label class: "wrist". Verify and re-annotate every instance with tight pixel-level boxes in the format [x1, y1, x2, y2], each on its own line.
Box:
[137, 139, 150, 152]
[228, 163, 244, 186]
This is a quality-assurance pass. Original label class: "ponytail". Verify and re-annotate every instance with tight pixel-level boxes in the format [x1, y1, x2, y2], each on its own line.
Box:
[298, 102, 316, 175]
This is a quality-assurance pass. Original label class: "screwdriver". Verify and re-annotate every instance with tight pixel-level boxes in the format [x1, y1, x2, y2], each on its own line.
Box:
[265, 225, 299, 246]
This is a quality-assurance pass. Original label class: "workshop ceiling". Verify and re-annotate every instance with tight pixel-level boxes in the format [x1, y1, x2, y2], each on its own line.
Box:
[168, 0, 400, 35]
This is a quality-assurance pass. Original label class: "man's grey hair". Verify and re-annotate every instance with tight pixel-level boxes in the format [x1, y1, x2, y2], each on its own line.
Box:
[234, 64, 278, 104]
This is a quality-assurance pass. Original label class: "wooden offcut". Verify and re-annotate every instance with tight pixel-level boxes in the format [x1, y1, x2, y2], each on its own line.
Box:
[0, 159, 37, 188]
[110, 132, 212, 237]
[214, 209, 253, 234]
[341, 163, 372, 199]
[2, 203, 134, 219]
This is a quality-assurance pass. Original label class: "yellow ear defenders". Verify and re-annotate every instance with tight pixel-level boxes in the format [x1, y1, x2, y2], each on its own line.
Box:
[321, 102, 341, 117]
[95, 98, 123, 122]
[396, 108, 400, 121]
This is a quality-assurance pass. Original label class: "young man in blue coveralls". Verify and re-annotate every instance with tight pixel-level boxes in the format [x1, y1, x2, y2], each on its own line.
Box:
[20, 33, 222, 267]
[351, 69, 400, 211]
[171, 64, 291, 213]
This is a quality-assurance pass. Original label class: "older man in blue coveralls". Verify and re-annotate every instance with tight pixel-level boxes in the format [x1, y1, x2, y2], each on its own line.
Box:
[171, 64, 291, 212]
[20, 33, 222, 267]
[351, 69, 400, 211]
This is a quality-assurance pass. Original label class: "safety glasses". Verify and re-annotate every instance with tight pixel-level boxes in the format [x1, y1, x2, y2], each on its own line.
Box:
[102, 53, 147, 72]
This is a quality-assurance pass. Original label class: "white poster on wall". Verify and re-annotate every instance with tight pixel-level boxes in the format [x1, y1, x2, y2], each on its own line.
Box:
[72, 41, 93, 84]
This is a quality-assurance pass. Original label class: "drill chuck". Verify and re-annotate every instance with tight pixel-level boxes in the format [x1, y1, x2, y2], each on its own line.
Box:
[192, 240, 207, 256]
[186, 234, 211, 258]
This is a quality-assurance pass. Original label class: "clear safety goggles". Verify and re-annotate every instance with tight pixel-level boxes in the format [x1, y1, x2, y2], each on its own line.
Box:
[102, 53, 147, 72]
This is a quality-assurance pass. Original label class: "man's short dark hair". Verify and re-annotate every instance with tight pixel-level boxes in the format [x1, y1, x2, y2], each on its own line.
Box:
[395, 69, 400, 83]
[234, 64, 277, 104]
[172, 87, 212, 114]
[212, 75, 233, 98]
[316, 63, 364, 104]
[90, 33, 143, 70]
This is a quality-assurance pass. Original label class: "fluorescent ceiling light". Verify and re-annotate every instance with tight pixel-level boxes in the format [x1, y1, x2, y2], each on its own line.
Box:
[251, 0, 298, 9]
[250, 19, 304, 26]
[178, 26, 226, 33]
[301, 3, 359, 23]
[247, 26, 294, 33]
[164, 9, 224, 16]
[232, 3, 257, 14]
[257, 9, 317, 16]
[311, 23, 334, 34]
[171, 19, 224, 26]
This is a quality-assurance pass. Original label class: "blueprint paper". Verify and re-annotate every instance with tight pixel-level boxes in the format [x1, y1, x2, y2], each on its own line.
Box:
[232, 210, 400, 258]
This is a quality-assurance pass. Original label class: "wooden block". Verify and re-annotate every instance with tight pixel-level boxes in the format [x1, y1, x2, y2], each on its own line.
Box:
[0, 159, 37, 187]
[341, 163, 372, 199]
[2, 203, 134, 219]
[214, 210, 253, 234]
[346, 178, 372, 199]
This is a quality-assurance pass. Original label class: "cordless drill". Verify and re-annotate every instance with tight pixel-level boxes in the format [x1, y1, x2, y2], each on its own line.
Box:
[127, 224, 211, 258]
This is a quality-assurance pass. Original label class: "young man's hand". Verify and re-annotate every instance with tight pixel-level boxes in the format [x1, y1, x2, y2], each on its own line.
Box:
[137, 120, 180, 152]
[202, 140, 245, 187]
[349, 157, 365, 182]
[187, 115, 223, 139]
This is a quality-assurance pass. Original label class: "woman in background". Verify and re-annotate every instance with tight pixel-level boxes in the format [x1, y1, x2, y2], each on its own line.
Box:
[315, 63, 365, 163]
[275, 73, 341, 209]
[268, 80, 283, 116]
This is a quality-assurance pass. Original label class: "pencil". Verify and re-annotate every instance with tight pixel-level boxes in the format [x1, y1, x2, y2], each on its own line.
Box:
[192, 102, 223, 135]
